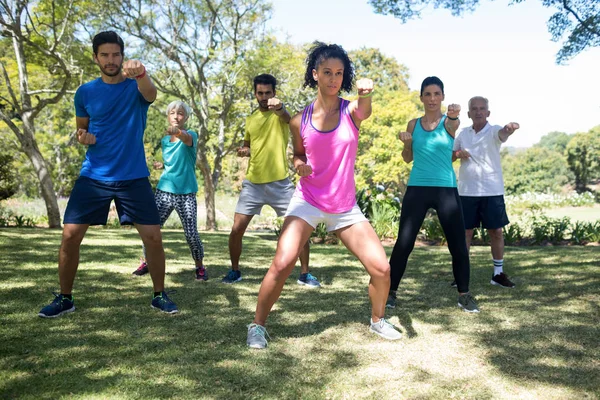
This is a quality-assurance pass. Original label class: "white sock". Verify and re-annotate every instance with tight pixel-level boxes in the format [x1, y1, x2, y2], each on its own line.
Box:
[493, 259, 503, 276]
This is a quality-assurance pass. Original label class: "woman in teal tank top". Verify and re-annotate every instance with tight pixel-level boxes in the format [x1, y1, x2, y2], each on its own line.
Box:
[388, 76, 479, 313]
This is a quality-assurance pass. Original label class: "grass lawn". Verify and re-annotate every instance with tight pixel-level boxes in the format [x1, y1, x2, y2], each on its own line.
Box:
[1, 228, 599, 400]
[543, 205, 600, 222]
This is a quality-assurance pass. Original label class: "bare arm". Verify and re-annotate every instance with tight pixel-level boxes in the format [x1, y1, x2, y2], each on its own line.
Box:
[400, 119, 416, 163]
[75, 116, 96, 145]
[122, 60, 157, 103]
[349, 78, 374, 125]
[290, 113, 312, 176]
[443, 103, 461, 138]
[498, 122, 520, 142]
[166, 127, 193, 146]
[269, 98, 291, 124]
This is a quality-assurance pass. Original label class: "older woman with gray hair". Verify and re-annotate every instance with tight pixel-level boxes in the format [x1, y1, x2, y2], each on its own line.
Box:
[133, 100, 207, 281]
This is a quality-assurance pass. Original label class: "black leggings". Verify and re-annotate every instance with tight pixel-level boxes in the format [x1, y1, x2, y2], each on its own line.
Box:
[389, 186, 470, 293]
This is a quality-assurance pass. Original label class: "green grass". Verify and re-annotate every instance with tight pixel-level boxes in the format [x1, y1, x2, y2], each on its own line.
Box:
[1, 228, 598, 399]
[544, 205, 600, 222]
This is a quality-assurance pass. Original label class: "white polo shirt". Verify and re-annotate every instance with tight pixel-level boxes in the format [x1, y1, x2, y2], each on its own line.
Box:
[453, 122, 505, 196]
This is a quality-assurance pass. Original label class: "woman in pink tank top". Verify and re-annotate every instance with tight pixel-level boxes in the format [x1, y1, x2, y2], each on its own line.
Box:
[246, 42, 401, 349]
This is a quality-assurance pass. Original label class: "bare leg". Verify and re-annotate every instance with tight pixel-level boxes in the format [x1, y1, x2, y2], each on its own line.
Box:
[58, 224, 90, 294]
[465, 229, 474, 253]
[253, 217, 314, 326]
[229, 213, 254, 271]
[336, 221, 390, 322]
[488, 228, 504, 260]
[135, 224, 165, 292]
[299, 240, 310, 274]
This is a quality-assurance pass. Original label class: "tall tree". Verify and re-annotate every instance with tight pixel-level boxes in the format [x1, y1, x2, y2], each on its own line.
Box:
[105, 0, 270, 230]
[535, 130, 572, 153]
[565, 126, 600, 192]
[368, 0, 600, 64]
[351, 47, 422, 192]
[0, 0, 90, 227]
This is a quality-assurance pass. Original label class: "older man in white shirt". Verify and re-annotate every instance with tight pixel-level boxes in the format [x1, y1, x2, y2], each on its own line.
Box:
[452, 96, 520, 289]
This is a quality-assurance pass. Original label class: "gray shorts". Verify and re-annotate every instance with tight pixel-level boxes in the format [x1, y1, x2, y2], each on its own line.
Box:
[235, 178, 295, 216]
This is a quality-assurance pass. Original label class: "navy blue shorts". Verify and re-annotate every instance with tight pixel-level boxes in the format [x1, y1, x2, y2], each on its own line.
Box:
[64, 177, 160, 225]
[460, 195, 509, 230]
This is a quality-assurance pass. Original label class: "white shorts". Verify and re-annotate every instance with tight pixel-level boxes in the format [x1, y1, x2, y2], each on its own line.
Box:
[285, 196, 368, 232]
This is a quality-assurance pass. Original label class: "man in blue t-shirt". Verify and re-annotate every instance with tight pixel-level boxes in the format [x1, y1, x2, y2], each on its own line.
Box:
[38, 31, 178, 318]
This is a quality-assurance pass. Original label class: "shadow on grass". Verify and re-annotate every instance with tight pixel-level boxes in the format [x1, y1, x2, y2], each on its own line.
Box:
[0, 228, 598, 398]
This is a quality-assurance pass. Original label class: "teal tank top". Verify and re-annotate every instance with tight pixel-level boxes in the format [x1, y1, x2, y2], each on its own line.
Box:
[407, 116, 457, 187]
[156, 130, 199, 194]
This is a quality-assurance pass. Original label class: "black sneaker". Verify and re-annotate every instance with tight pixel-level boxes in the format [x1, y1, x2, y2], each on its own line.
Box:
[221, 269, 242, 284]
[151, 291, 179, 314]
[450, 280, 457, 288]
[491, 273, 515, 288]
[132, 261, 149, 276]
[385, 290, 397, 309]
[38, 293, 75, 318]
[196, 266, 208, 282]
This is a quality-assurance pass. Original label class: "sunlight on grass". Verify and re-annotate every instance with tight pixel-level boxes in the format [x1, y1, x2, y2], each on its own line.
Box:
[0, 228, 598, 399]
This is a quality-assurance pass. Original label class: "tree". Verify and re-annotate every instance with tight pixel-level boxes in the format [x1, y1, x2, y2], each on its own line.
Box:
[0, 0, 91, 227]
[104, 0, 271, 230]
[0, 153, 18, 201]
[368, 0, 600, 64]
[535, 130, 572, 153]
[565, 126, 600, 192]
[351, 48, 422, 192]
[502, 146, 572, 194]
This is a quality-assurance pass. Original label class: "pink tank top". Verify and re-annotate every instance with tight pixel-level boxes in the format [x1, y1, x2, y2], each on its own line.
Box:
[295, 98, 359, 213]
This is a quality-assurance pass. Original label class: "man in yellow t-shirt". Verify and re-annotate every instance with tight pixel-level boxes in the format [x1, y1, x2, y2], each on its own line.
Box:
[222, 74, 318, 287]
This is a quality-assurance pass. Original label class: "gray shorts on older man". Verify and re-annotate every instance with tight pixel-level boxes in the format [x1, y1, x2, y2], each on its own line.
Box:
[235, 178, 295, 216]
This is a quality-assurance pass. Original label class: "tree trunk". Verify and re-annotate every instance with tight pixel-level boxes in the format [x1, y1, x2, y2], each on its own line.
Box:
[196, 146, 217, 230]
[20, 115, 61, 228]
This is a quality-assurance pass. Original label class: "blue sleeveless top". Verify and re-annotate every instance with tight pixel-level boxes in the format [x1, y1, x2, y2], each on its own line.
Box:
[407, 116, 457, 187]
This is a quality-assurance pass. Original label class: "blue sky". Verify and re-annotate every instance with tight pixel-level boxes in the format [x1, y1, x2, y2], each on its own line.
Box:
[267, 0, 600, 147]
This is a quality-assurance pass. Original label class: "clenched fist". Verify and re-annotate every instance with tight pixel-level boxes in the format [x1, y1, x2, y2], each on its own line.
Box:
[296, 164, 313, 177]
[77, 128, 96, 145]
[167, 126, 181, 136]
[447, 104, 461, 119]
[503, 122, 520, 135]
[356, 78, 374, 97]
[398, 131, 412, 144]
[237, 146, 250, 157]
[122, 60, 145, 79]
[455, 150, 471, 159]
[267, 98, 283, 111]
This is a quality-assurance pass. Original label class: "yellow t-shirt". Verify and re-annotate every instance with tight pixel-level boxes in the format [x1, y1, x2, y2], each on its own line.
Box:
[244, 109, 289, 184]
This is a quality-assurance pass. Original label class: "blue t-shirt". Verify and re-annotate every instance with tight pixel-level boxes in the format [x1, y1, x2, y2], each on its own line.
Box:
[407, 116, 457, 187]
[156, 131, 199, 194]
[74, 78, 151, 181]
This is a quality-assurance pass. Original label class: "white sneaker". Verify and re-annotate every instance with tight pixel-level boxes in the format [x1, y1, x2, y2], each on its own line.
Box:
[247, 323, 269, 349]
[369, 318, 402, 340]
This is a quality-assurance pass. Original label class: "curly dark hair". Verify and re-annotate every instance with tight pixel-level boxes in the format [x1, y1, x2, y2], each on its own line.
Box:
[303, 42, 354, 93]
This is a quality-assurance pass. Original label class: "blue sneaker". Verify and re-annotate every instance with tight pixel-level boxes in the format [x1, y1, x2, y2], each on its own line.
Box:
[38, 293, 75, 318]
[221, 269, 242, 284]
[297, 273, 321, 288]
[195, 266, 208, 282]
[151, 291, 179, 314]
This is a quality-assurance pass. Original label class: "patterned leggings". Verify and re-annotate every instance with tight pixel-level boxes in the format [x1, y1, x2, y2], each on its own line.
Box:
[143, 189, 204, 261]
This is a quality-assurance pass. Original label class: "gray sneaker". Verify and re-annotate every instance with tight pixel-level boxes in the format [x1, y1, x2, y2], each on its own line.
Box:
[458, 293, 480, 313]
[247, 323, 269, 349]
[385, 290, 396, 309]
[369, 318, 402, 340]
